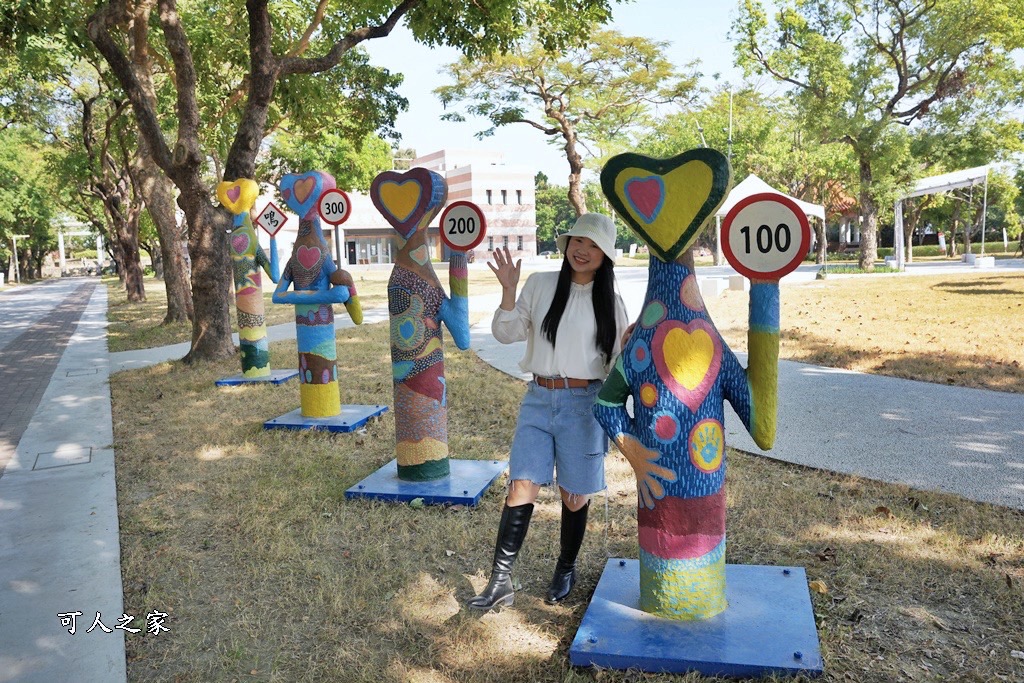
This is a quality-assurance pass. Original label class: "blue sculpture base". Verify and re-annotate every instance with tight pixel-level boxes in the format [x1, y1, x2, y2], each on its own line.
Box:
[216, 369, 300, 386]
[345, 458, 508, 507]
[570, 559, 823, 678]
[263, 404, 388, 433]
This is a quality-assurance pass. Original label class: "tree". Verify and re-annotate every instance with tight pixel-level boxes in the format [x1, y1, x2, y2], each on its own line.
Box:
[437, 28, 700, 216]
[84, 0, 620, 363]
[734, 0, 1024, 270]
[1, 3, 193, 319]
[0, 127, 57, 280]
[262, 132, 394, 193]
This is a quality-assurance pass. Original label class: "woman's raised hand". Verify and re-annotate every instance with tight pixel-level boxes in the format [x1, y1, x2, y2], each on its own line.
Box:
[487, 246, 521, 291]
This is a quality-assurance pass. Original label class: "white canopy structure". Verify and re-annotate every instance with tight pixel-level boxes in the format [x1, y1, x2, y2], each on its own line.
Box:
[893, 165, 992, 270]
[714, 174, 825, 263]
[716, 174, 826, 221]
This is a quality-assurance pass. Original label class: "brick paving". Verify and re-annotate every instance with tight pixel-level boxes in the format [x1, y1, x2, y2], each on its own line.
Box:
[0, 280, 98, 476]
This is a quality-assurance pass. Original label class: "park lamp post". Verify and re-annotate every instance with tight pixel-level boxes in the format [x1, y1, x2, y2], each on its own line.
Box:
[11, 234, 28, 284]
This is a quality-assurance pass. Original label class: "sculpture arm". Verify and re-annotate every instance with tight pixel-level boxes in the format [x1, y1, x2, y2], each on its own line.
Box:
[440, 252, 471, 350]
[723, 281, 779, 450]
[593, 355, 635, 443]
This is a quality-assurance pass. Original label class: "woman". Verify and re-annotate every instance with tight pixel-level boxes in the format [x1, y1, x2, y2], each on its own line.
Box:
[468, 213, 629, 610]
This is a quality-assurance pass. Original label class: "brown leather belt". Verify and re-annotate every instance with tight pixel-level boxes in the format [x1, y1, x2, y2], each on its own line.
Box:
[533, 375, 596, 390]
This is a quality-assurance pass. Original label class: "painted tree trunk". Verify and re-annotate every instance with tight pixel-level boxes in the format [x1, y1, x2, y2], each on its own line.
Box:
[595, 148, 781, 621]
[370, 168, 471, 482]
[218, 179, 276, 378]
[272, 171, 360, 417]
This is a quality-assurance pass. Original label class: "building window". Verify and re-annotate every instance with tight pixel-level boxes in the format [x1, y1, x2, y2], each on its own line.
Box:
[517, 235, 523, 251]
[516, 190, 523, 205]
[501, 190, 507, 205]
[503, 235, 509, 249]
[486, 190, 492, 205]
[488, 236, 494, 250]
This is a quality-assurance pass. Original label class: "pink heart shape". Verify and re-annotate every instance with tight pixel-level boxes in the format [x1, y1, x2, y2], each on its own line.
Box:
[231, 233, 250, 255]
[227, 186, 241, 203]
[297, 245, 321, 270]
[625, 177, 665, 223]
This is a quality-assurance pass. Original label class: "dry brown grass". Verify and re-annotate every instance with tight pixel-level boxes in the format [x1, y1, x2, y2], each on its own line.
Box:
[704, 272, 1024, 393]
[110, 315, 1024, 682]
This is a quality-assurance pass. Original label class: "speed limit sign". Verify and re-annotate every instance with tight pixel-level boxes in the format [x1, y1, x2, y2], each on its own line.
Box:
[318, 188, 352, 225]
[439, 201, 486, 252]
[721, 193, 810, 280]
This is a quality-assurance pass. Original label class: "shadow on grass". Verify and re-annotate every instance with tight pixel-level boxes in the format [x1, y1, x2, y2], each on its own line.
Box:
[930, 277, 1021, 296]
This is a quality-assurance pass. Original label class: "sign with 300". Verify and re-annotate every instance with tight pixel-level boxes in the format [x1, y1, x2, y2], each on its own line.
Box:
[255, 201, 287, 237]
[721, 193, 810, 280]
[318, 189, 352, 225]
[439, 201, 486, 252]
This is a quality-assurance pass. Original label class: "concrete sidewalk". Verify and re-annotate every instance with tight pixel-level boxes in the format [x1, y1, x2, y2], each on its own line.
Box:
[0, 280, 125, 682]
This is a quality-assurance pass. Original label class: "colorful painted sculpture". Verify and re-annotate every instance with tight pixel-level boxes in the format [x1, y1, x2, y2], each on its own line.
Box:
[272, 171, 362, 417]
[217, 178, 278, 378]
[593, 149, 780, 620]
[370, 168, 471, 481]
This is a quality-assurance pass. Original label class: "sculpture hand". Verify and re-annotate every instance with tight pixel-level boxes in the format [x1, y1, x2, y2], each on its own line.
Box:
[615, 433, 677, 509]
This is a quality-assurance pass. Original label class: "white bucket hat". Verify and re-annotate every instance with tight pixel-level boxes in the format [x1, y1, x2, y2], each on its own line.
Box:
[556, 213, 617, 263]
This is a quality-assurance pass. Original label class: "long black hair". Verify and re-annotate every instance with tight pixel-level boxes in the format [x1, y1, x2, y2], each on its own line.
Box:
[541, 255, 618, 365]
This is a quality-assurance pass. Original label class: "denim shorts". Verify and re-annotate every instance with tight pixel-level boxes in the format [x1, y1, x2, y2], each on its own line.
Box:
[509, 380, 608, 496]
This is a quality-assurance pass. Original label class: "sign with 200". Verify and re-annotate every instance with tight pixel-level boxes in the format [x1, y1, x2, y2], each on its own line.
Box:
[439, 201, 486, 252]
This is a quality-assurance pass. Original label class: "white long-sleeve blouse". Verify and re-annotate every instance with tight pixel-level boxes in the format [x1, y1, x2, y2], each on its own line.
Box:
[491, 271, 629, 380]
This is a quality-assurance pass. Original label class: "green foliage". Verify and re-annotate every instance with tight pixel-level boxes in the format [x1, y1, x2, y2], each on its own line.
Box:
[436, 27, 701, 190]
[0, 126, 58, 273]
[262, 132, 393, 192]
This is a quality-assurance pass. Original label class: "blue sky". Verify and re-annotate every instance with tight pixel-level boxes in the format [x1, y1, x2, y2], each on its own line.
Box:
[363, 0, 747, 183]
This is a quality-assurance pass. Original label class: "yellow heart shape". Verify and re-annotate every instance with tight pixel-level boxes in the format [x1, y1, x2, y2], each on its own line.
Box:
[379, 180, 422, 224]
[663, 326, 715, 391]
[216, 179, 259, 215]
[613, 161, 714, 256]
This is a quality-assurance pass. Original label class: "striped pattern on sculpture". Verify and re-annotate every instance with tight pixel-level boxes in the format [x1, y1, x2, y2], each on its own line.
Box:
[272, 171, 362, 418]
[217, 179, 277, 378]
[371, 168, 472, 482]
[593, 149, 781, 620]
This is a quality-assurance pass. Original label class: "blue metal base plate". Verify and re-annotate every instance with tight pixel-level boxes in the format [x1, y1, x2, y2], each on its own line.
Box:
[345, 458, 508, 507]
[216, 369, 300, 386]
[570, 559, 823, 678]
[263, 404, 388, 433]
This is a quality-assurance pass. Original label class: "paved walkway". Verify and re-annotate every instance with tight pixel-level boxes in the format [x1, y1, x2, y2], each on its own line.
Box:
[0, 279, 125, 682]
[1, 261, 1022, 681]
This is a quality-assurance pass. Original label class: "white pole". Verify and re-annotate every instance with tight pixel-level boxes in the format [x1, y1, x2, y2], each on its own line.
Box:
[11, 236, 21, 284]
[980, 170, 989, 256]
[894, 200, 905, 270]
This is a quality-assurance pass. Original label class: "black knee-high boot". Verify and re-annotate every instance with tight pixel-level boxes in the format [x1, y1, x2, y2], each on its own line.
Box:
[545, 500, 589, 604]
[467, 503, 534, 610]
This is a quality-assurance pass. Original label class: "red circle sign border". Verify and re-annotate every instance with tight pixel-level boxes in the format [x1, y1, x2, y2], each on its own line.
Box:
[318, 188, 352, 225]
[439, 200, 487, 251]
[721, 192, 811, 281]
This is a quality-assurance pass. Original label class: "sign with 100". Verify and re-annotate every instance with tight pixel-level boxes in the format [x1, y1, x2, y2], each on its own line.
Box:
[721, 193, 810, 280]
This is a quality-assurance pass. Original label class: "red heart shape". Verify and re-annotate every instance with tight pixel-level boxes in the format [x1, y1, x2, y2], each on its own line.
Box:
[297, 245, 321, 270]
[228, 186, 241, 203]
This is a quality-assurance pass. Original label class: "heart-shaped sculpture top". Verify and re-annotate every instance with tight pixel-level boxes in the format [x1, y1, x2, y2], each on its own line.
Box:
[370, 168, 447, 239]
[216, 179, 259, 216]
[279, 171, 334, 219]
[601, 149, 731, 262]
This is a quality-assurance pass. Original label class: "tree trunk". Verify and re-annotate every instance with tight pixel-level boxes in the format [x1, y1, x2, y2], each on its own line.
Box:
[138, 153, 194, 322]
[112, 209, 146, 302]
[177, 178, 236, 363]
[857, 156, 878, 271]
[556, 117, 587, 216]
[129, 0, 194, 323]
